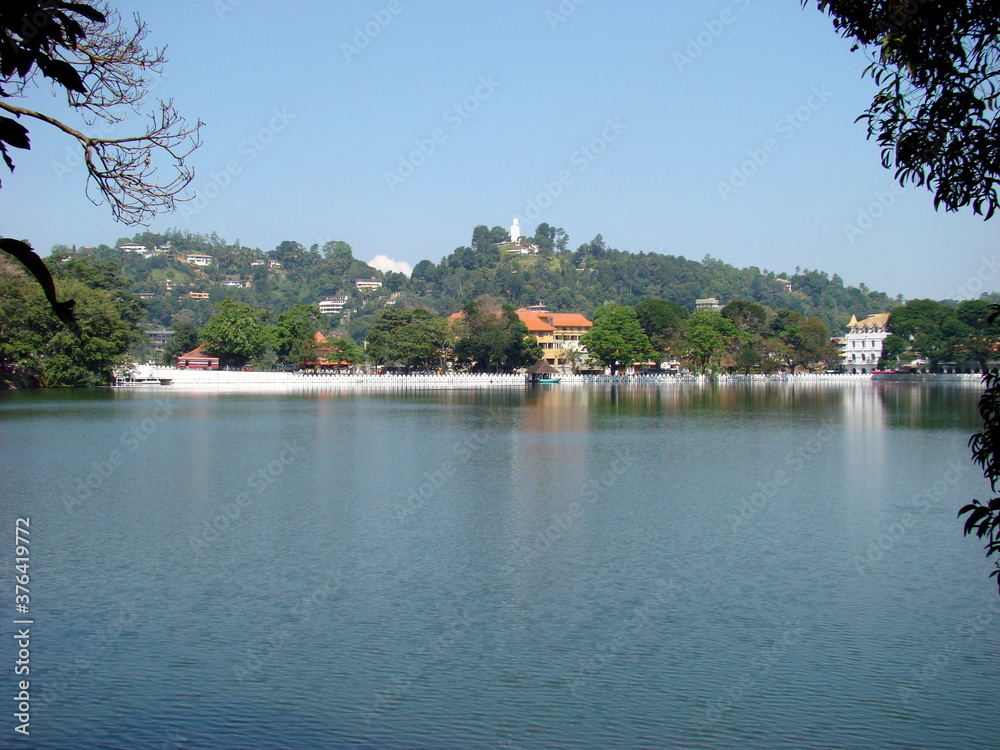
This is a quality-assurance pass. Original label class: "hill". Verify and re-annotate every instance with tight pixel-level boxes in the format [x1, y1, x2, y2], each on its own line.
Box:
[50, 224, 905, 340]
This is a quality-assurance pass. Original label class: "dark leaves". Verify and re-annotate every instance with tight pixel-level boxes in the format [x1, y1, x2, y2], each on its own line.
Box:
[0, 237, 79, 333]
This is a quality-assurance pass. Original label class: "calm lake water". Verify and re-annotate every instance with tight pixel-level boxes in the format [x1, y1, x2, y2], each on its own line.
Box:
[2, 381, 999, 749]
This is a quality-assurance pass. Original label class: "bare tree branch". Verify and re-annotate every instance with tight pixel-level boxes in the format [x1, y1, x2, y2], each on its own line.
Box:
[0, 1, 203, 225]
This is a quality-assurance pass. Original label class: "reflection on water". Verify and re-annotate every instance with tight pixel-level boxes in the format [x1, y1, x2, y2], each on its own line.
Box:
[0, 380, 996, 750]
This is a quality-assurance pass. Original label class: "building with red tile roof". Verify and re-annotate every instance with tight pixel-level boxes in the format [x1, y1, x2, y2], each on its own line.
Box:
[515, 307, 592, 369]
[177, 347, 219, 370]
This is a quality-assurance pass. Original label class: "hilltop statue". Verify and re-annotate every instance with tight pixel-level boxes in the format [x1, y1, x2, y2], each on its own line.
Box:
[509, 218, 521, 243]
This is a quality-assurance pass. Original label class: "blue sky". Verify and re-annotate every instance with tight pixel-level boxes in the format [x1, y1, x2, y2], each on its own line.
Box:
[3, 0, 997, 300]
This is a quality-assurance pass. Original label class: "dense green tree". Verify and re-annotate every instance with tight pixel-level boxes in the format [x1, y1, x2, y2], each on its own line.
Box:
[956, 299, 1000, 371]
[580, 303, 651, 374]
[636, 299, 689, 354]
[322, 334, 365, 365]
[321, 240, 353, 260]
[682, 309, 743, 373]
[0, 260, 143, 386]
[810, 0, 1000, 217]
[763, 309, 837, 372]
[161, 323, 200, 365]
[471, 225, 491, 251]
[199, 298, 268, 368]
[453, 296, 540, 373]
[366, 308, 449, 372]
[884, 299, 972, 371]
[272, 304, 324, 365]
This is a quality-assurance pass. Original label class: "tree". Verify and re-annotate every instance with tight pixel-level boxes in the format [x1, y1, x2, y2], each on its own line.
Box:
[0, 1, 201, 327]
[885, 299, 971, 371]
[272, 304, 324, 365]
[682, 308, 742, 373]
[964, 305, 1000, 591]
[322, 334, 365, 365]
[453, 295, 540, 373]
[765, 309, 837, 372]
[199, 298, 268, 368]
[722, 300, 771, 373]
[161, 322, 200, 365]
[321, 241, 353, 261]
[636, 299, 689, 354]
[956, 299, 1000, 371]
[0, 257, 142, 386]
[471, 225, 491, 251]
[366, 308, 449, 372]
[580, 303, 651, 374]
[809, 1, 1000, 217]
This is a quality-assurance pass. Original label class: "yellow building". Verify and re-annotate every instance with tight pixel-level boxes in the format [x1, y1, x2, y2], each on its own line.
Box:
[515, 307, 593, 369]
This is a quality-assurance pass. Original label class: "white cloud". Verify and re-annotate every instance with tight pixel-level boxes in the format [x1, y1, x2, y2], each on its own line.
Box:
[367, 254, 412, 277]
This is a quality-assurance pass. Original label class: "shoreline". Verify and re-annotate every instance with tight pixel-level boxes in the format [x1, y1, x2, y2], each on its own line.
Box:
[111, 369, 986, 390]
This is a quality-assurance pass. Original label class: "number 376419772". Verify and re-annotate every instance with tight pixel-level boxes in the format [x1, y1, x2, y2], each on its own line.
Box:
[15, 518, 30, 614]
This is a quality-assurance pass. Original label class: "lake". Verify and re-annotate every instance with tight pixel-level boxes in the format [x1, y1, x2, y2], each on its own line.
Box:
[1, 381, 998, 749]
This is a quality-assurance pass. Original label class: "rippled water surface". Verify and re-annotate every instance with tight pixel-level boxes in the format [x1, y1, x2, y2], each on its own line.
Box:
[1, 382, 998, 749]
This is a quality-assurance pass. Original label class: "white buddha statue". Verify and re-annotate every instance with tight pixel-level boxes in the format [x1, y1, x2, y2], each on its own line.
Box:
[510, 218, 521, 243]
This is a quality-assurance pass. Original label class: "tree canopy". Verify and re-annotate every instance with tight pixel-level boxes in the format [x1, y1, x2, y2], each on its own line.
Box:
[809, 0, 1000, 217]
[199, 298, 269, 368]
[452, 296, 541, 373]
[0, 256, 143, 386]
[580, 303, 651, 374]
[0, 1, 201, 329]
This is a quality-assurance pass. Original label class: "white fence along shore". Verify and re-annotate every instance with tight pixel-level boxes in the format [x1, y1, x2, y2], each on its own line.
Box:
[118, 368, 987, 390]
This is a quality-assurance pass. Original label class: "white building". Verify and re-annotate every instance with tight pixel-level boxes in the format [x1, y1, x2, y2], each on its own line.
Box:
[184, 254, 213, 266]
[119, 244, 147, 253]
[695, 297, 722, 312]
[319, 296, 349, 315]
[842, 313, 890, 373]
[354, 278, 383, 292]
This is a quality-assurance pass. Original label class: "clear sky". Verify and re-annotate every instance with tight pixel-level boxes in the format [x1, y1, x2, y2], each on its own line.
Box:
[3, 0, 997, 300]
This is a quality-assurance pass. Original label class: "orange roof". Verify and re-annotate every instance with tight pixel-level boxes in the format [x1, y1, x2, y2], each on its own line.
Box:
[515, 308, 556, 333]
[179, 347, 217, 360]
[546, 313, 592, 328]
[448, 311, 465, 323]
[313, 331, 329, 343]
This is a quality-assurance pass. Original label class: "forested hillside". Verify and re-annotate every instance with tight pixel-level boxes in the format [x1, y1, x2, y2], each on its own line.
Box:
[51, 224, 905, 341]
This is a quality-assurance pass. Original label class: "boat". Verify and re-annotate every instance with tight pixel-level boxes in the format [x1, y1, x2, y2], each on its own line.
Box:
[536, 376, 560, 384]
[111, 376, 173, 387]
